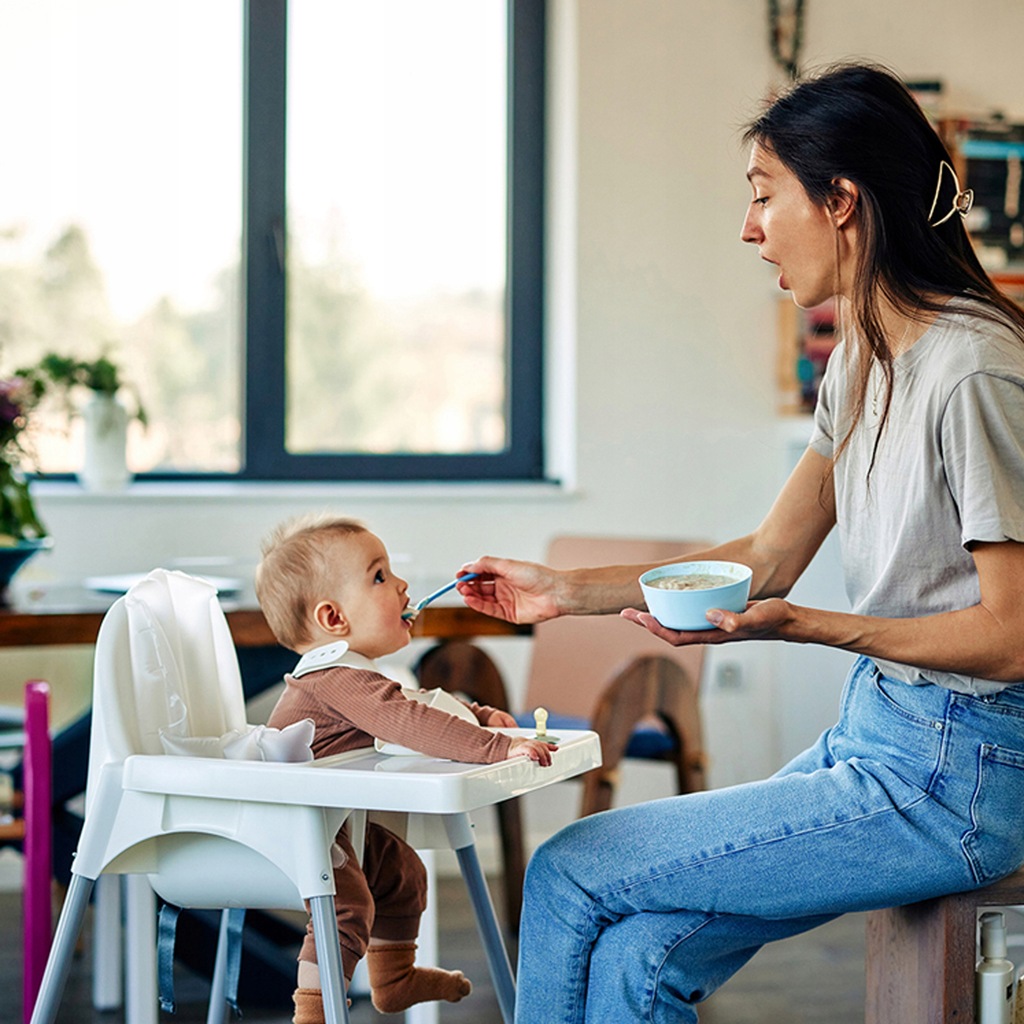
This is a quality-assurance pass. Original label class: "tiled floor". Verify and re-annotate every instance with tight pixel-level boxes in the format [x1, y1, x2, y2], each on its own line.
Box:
[2, 871, 866, 1024]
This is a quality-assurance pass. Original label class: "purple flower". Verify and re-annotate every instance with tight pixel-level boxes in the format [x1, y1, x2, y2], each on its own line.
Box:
[0, 379, 25, 424]
[0, 378, 33, 457]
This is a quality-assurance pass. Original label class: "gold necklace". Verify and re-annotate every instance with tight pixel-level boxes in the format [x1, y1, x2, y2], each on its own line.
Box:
[871, 363, 884, 417]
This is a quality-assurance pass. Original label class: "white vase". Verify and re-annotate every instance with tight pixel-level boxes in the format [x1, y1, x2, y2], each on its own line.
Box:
[79, 393, 131, 492]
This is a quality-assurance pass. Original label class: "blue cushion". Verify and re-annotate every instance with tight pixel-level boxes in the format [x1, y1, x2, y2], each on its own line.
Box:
[513, 711, 675, 760]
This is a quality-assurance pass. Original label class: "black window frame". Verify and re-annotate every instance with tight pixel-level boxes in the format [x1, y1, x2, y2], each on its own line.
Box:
[237, 0, 546, 483]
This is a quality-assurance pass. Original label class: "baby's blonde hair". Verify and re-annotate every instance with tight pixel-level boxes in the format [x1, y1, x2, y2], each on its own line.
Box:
[255, 513, 368, 651]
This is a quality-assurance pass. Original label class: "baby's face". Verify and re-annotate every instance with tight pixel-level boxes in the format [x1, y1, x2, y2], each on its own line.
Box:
[324, 531, 412, 658]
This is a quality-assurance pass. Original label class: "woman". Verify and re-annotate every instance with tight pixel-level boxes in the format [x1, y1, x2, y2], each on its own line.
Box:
[457, 64, 1024, 1023]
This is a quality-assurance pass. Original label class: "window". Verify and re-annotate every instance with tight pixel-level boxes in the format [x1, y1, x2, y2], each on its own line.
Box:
[0, 0, 545, 482]
[0, 0, 243, 474]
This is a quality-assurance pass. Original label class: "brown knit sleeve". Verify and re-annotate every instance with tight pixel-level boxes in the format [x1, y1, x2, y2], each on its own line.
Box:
[316, 668, 514, 764]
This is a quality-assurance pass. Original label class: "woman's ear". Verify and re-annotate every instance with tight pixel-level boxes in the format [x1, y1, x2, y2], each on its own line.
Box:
[313, 599, 350, 637]
[828, 178, 859, 228]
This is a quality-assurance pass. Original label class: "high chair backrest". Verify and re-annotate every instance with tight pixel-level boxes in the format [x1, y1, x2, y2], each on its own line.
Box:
[86, 569, 246, 813]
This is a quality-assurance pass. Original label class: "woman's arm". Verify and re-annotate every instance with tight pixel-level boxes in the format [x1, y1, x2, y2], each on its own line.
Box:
[458, 447, 837, 623]
[626, 538, 1024, 683]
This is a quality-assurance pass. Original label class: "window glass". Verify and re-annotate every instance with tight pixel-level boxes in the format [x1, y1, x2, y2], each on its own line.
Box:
[0, 0, 243, 473]
[1, 0, 542, 483]
[285, 0, 508, 456]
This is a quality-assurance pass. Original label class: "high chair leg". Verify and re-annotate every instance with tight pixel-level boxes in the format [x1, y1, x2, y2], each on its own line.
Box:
[92, 875, 122, 1010]
[30, 874, 95, 1024]
[310, 894, 350, 1024]
[205, 909, 233, 1024]
[444, 813, 516, 1024]
[124, 876, 157, 1024]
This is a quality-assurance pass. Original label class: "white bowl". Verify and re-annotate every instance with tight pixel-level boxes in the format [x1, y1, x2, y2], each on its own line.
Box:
[639, 560, 753, 631]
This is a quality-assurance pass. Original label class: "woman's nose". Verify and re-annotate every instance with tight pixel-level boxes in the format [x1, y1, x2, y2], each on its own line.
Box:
[740, 210, 762, 244]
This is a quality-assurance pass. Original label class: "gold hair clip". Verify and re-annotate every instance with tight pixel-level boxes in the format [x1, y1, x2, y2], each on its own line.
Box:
[928, 160, 974, 227]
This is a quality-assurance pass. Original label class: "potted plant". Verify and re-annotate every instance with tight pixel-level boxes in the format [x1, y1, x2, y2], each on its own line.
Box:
[0, 375, 51, 603]
[19, 352, 147, 492]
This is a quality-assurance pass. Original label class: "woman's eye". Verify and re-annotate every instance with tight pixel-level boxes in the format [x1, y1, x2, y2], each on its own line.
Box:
[754, 196, 769, 206]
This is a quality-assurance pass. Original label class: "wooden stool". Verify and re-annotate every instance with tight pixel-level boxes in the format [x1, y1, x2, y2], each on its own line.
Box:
[865, 866, 1024, 1023]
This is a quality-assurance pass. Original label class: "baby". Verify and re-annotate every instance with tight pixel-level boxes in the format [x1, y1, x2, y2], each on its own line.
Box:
[255, 514, 555, 1023]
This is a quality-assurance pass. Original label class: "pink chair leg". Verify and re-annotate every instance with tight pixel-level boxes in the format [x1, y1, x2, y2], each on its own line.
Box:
[22, 680, 52, 1024]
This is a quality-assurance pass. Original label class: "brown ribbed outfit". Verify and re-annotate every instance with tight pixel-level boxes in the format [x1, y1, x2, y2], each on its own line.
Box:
[267, 662, 512, 977]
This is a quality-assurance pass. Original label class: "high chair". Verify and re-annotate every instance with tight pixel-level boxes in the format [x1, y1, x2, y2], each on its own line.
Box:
[30, 569, 601, 1024]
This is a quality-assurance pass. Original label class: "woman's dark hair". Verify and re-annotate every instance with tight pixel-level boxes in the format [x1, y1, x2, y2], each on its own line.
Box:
[743, 62, 1024, 464]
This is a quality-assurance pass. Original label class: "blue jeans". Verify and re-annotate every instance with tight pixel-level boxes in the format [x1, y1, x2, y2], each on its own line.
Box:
[515, 657, 1024, 1023]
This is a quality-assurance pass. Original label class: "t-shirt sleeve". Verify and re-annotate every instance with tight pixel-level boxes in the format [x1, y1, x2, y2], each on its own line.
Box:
[940, 371, 1024, 547]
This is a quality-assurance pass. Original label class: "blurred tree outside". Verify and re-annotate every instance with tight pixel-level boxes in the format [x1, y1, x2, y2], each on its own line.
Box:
[0, 220, 506, 475]
[0, 223, 240, 474]
[286, 226, 505, 456]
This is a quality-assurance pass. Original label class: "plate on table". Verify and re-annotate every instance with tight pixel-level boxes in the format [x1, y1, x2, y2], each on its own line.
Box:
[84, 573, 244, 597]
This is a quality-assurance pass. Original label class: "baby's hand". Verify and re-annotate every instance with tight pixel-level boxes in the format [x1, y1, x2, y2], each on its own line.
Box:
[485, 709, 518, 728]
[508, 736, 558, 767]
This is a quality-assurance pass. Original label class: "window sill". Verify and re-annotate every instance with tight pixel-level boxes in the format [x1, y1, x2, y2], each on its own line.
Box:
[31, 478, 578, 504]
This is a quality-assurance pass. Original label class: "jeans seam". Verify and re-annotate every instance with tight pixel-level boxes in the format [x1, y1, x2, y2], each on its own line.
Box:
[611, 793, 934, 892]
[958, 742, 1024, 886]
[647, 913, 720, 1024]
[565, 903, 600, 1024]
[962, 743, 990, 884]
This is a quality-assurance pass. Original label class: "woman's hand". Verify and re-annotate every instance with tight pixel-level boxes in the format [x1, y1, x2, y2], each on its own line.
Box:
[456, 556, 567, 624]
[620, 598, 797, 646]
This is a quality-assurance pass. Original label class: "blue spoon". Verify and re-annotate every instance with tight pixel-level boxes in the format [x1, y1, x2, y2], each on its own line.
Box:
[402, 573, 480, 621]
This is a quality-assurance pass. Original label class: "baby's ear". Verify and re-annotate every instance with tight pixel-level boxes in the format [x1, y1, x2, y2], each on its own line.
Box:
[313, 600, 350, 637]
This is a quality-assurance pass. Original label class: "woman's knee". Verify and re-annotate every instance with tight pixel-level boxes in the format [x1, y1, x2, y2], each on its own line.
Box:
[524, 817, 605, 898]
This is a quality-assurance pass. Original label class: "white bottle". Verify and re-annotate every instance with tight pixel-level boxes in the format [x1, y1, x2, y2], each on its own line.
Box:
[978, 911, 1016, 1024]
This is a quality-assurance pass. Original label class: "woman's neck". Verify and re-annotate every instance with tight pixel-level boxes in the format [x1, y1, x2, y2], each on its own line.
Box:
[878, 294, 943, 357]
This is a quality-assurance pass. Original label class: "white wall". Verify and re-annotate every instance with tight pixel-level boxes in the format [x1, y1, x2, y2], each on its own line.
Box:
[9, 1, 1024, 808]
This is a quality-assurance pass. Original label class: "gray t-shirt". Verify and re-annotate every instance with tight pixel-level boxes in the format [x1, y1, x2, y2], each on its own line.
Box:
[809, 302, 1024, 694]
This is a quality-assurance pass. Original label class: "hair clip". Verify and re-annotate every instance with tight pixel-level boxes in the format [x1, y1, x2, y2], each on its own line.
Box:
[928, 160, 974, 227]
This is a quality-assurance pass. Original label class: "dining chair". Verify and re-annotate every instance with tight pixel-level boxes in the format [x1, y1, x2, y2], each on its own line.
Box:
[30, 569, 601, 1024]
[519, 535, 711, 816]
[0, 680, 52, 1024]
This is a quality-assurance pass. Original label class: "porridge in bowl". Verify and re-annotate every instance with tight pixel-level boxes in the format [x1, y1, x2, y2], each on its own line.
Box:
[646, 573, 736, 591]
[638, 560, 753, 630]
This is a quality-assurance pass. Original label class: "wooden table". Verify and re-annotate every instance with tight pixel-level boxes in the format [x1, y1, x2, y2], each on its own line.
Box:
[0, 587, 535, 933]
[0, 598, 530, 648]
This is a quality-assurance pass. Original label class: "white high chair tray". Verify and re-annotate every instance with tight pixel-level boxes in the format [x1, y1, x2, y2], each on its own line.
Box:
[122, 728, 601, 815]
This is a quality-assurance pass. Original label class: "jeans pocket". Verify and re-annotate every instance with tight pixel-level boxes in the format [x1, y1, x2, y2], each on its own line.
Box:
[834, 673, 946, 796]
[962, 743, 1024, 884]
[872, 674, 944, 728]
